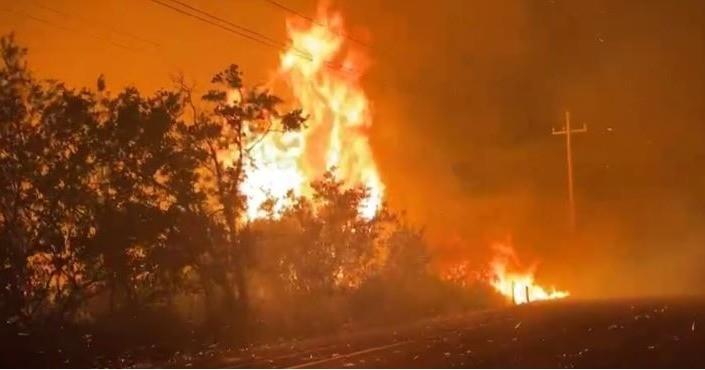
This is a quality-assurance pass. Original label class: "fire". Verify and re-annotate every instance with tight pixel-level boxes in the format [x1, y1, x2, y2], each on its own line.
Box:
[488, 242, 569, 305]
[240, 5, 383, 220]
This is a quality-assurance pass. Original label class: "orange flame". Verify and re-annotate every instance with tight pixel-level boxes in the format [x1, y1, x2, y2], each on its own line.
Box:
[240, 5, 383, 220]
[489, 242, 569, 305]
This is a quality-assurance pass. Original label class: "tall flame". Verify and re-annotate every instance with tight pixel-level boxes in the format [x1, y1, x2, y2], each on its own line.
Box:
[489, 242, 569, 305]
[240, 6, 383, 220]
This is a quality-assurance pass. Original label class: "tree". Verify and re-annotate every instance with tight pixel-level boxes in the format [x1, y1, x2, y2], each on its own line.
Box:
[0, 35, 215, 323]
[0, 34, 104, 322]
[182, 64, 306, 323]
[86, 86, 198, 312]
[0, 33, 307, 328]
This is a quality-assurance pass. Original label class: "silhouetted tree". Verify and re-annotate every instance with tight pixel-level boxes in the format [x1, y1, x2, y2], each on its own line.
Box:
[0, 34, 104, 322]
[178, 64, 305, 327]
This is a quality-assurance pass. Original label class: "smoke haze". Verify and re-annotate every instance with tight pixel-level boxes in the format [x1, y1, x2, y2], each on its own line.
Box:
[3, 0, 705, 298]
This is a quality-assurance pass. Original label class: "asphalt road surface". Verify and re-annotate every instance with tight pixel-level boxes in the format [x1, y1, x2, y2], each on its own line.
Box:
[180, 297, 705, 368]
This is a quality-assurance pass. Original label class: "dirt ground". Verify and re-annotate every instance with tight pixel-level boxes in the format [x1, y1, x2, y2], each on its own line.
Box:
[3, 296, 704, 368]
[185, 297, 705, 368]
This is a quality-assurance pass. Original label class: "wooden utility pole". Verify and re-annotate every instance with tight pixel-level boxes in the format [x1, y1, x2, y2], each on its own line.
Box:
[552, 111, 587, 232]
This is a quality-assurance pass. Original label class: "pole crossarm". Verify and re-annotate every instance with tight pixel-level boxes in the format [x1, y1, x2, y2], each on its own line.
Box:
[551, 125, 588, 135]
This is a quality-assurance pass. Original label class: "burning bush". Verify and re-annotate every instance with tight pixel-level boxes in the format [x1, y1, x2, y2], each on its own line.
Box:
[0, 34, 498, 353]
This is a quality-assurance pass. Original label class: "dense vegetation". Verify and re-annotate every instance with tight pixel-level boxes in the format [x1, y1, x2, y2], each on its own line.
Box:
[0, 35, 494, 366]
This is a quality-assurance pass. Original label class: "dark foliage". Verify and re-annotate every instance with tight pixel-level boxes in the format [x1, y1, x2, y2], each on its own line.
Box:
[0, 35, 493, 365]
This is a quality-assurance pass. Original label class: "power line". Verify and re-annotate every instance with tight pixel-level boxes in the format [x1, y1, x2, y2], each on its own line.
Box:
[260, 0, 369, 48]
[29, 0, 161, 49]
[0, 7, 144, 53]
[148, 0, 290, 53]
[1, 4, 180, 72]
[258, 0, 386, 69]
[147, 0, 354, 73]
[160, 0, 342, 69]
[262, 0, 316, 24]
[164, 0, 287, 51]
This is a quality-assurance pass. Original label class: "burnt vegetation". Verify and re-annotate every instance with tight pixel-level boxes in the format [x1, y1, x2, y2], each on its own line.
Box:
[0, 35, 494, 366]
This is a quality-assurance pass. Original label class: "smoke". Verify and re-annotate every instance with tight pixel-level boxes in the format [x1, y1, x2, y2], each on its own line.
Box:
[350, 0, 705, 298]
[6, 0, 705, 299]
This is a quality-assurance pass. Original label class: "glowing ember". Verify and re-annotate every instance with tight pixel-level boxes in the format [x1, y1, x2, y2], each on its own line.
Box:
[240, 5, 383, 220]
[488, 242, 569, 305]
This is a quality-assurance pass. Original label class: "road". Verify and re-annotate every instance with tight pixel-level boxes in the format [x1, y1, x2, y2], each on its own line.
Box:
[179, 297, 705, 368]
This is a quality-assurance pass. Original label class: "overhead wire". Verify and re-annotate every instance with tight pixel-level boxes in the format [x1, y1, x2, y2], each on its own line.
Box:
[148, 0, 303, 58]
[29, 0, 161, 49]
[164, 0, 287, 51]
[0, 6, 143, 53]
[3, 0, 359, 75]
[147, 0, 354, 74]
[259, 0, 370, 48]
[1, 3, 183, 77]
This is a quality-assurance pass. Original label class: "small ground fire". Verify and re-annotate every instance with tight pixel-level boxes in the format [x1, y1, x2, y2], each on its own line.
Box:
[488, 242, 569, 304]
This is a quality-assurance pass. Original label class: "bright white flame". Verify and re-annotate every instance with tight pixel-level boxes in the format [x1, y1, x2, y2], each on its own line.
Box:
[240, 130, 305, 219]
[239, 5, 384, 220]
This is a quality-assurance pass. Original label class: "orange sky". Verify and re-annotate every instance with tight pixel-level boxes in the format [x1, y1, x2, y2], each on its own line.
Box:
[0, 0, 294, 91]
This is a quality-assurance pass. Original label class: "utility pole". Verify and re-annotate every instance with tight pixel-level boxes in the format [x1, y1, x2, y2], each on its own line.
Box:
[552, 111, 587, 232]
